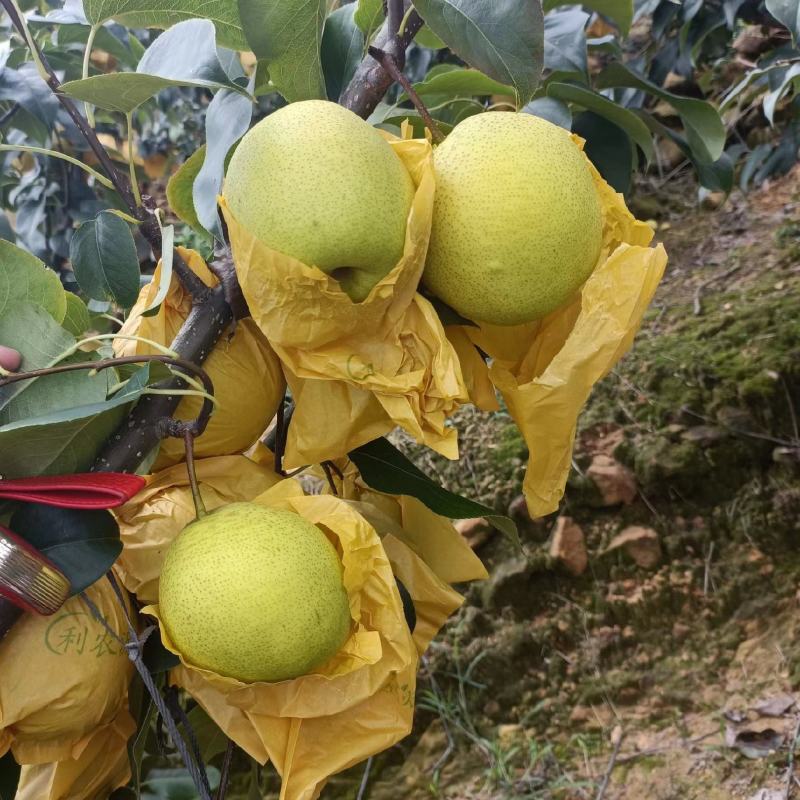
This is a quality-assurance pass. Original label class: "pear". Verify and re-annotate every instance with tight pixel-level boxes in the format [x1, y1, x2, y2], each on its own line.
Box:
[423, 112, 603, 326]
[223, 100, 415, 302]
[158, 503, 351, 683]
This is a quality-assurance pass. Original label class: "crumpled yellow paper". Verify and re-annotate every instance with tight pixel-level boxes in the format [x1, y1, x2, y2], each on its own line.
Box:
[453, 142, 667, 518]
[222, 126, 468, 468]
[115, 453, 283, 604]
[141, 480, 471, 800]
[327, 458, 488, 586]
[0, 572, 134, 766]
[115, 247, 286, 469]
[14, 706, 135, 800]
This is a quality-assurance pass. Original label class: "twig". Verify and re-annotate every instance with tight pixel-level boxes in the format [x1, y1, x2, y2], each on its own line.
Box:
[680, 405, 797, 447]
[272, 398, 287, 475]
[703, 540, 715, 596]
[692, 264, 741, 315]
[321, 461, 339, 495]
[785, 716, 800, 800]
[0, 102, 20, 127]
[207, 248, 250, 319]
[81, 575, 214, 800]
[0, 353, 215, 439]
[183, 430, 207, 518]
[356, 756, 374, 800]
[216, 739, 235, 800]
[783, 376, 799, 443]
[595, 727, 624, 800]
[367, 46, 445, 144]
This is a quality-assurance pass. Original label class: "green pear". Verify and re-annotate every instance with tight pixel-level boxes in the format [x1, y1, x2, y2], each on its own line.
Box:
[423, 112, 603, 326]
[158, 502, 351, 683]
[223, 100, 415, 302]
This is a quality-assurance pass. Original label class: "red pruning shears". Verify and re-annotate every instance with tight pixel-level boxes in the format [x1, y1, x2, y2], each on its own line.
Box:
[0, 473, 145, 619]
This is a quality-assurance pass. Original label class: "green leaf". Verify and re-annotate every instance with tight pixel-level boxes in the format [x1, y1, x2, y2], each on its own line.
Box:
[166, 147, 208, 233]
[763, 61, 800, 124]
[354, 0, 383, 41]
[185, 706, 230, 761]
[142, 767, 221, 799]
[767, 0, 800, 42]
[0, 239, 66, 324]
[572, 110, 634, 193]
[349, 438, 520, 547]
[721, 63, 780, 111]
[425, 295, 478, 327]
[143, 629, 180, 672]
[0, 751, 20, 800]
[521, 96, 572, 129]
[11, 504, 122, 595]
[62, 292, 92, 337]
[238, 0, 327, 102]
[193, 88, 253, 238]
[128, 698, 156, 798]
[412, 0, 544, 106]
[0, 352, 113, 427]
[322, 4, 365, 102]
[637, 110, 734, 194]
[0, 64, 61, 145]
[376, 112, 455, 137]
[595, 61, 725, 163]
[416, 26, 447, 49]
[0, 303, 76, 411]
[0, 394, 134, 479]
[143, 240, 174, 320]
[60, 74, 178, 114]
[70, 210, 141, 308]
[60, 20, 246, 113]
[544, 0, 633, 34]
[544, 7, 589, 77]
[411, 67, 514, 99]
[546, 81, 654, 161]
[81, 0, 248, 50]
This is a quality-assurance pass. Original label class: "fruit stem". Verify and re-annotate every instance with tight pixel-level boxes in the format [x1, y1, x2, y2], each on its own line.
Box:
[215, 739, 235, 800]
[367, 46, 446, 144]
[321, 461, 341, 496]
[184, 429, 207, 519]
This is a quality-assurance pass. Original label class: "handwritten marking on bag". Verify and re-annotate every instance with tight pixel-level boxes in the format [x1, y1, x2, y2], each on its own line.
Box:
[44, 611, 122, 657]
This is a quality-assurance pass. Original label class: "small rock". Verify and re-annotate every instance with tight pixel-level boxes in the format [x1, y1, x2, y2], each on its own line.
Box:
[672, 622, 691, 640]
[753, 693, 796, 717]
[497, 724, 523, 747]
[701, 191, 727, 211]
[585, 454, 637, 506]
[607, 526, 662, 569]
[455, 517, 493, 549]
[549, 517, 588, 576]
[483, 700, 501, 717]
[569, 705, 592, 723]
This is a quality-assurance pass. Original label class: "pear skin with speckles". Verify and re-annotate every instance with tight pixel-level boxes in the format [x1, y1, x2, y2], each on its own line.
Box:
[223, 99, 415, 302]
[158, 503, 351, 683]
[423, 112, 603, 326]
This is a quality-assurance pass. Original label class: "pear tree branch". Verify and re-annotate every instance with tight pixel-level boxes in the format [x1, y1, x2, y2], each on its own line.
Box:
[339, 0, 424, 115]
